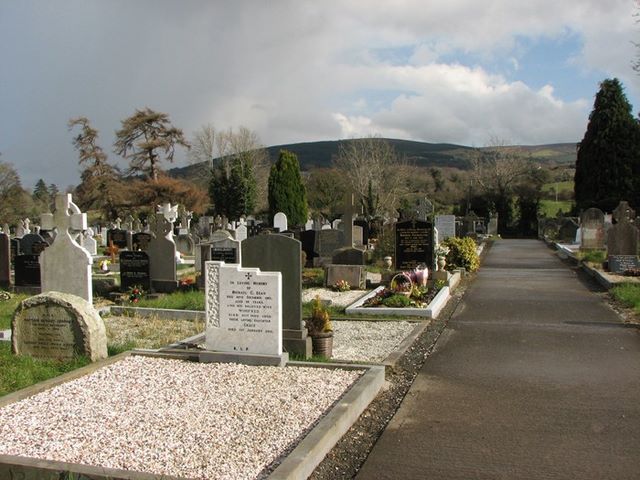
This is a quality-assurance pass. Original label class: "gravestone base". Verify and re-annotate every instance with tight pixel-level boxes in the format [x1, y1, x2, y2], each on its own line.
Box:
[325, 265, 366, 290]
[284, 329, 312, 358]
[200, 351, 289, 367]
[13, 286, 41, 295]
[152, 279, 178, 293]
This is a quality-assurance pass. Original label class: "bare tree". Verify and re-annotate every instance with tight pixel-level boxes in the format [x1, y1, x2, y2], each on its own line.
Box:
[188, 123, 217, 167]
[114, 108, 190, 182]
[470, 139, 531, 198]
[334, 136, 409, 218]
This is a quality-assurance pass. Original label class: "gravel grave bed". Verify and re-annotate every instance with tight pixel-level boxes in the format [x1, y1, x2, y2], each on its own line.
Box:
[302, 288, 369, 307]
[0, 356, 362, 480]
[333, 320, 418, 362]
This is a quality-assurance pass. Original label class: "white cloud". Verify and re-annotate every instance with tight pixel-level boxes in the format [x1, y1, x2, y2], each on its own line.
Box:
[0, 0, 637, 188]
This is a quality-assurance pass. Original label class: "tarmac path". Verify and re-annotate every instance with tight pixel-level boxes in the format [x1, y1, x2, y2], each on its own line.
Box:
[357, 239, 640, 480]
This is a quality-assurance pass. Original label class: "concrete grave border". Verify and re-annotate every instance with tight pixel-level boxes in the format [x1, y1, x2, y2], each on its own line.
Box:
[0, 351, 383, 480]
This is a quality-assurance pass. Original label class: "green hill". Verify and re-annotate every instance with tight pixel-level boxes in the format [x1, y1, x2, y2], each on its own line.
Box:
[169, 138, 576, 185]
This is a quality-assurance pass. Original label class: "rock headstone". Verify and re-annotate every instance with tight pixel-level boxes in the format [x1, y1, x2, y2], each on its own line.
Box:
[147, 213, 178, 293]
[325, 265, 366, 290]
[274, 212, 288, 232]
[81, 229, 98, 256]
[580, 208, 605, 250]
[120, 251, 151, 291]
[332, 247, 366, 266]
[205, 261, 282, 356]
[395, 219, 435, 271]
[12, 291, 107, 362]
[40, 194, 93, 303]
[242, 234, 311, 357]
[435, 215, 456, 243]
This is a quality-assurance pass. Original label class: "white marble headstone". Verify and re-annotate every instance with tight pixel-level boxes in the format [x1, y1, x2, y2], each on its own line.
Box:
[435, 215, 456, 243]
[274, 212, 288, 232]
[205, 261, 282, 356]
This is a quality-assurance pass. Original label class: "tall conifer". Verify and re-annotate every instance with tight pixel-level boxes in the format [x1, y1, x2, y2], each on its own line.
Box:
[268, 150, 308, 226]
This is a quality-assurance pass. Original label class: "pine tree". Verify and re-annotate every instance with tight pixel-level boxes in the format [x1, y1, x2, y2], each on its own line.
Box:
[32, 179, 49, 203]
[268, 150, 308, 226]
[574, 78, 640, 212]
[209, 154, 257, 220]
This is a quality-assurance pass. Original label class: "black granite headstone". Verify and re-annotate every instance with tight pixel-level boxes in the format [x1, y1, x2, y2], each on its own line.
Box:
[132, 232, 153, 251]
[107, 229, 128, 249]
[120, 251, 151, 291]
[395, 220, 434, 270]
[14, 255, 41, 286]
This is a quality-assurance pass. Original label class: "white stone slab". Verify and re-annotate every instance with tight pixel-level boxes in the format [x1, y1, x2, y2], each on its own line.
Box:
[274, 212, 288, 232]
[205, 261, 282, 356]
[435, 215, 456, 243]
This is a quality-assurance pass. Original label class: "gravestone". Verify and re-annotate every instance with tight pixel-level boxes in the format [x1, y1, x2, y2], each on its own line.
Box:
[332, 247, 366, 266]
[607, 201, 639, 273]
[274, 212, 288, 232]
[0, 232, 10, 289]
[395, 219, 435, 271]
[40, 194, 93, 303]
[352, 225, 364, 247]
[325, 265, 366, 290]
[300, 230, 318, 267]
[81, 228, 98, 256]
[314, 229, 344, 267]
[12, 291, 107, 362]
[107, 228, 128, 249]
[354, 219, 370, 245]
[580, 208, 605, 250]
[235, 218, 248, 242]
[196, 230, 241, 287]
[340, 192, 360, 247]
[19, 233, 48, 255]
[132, 232, 153, 251]
[462, 211, 479, 237]
[242, 234, 311, 357]
[10, 238, 20, 265]
[175, 234, 195, 256]
[14, 255, 41, 290]
[204, 261, 282, 358]
[120, 251, 151, 291]
[488, 215, 499, 236]
[435, 215, 456, 243]
[147, 213, 178, 293]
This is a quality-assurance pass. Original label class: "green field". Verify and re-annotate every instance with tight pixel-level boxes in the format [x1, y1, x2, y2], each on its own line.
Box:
[540, 199, 573, 217]
[542, 181, 574, 195]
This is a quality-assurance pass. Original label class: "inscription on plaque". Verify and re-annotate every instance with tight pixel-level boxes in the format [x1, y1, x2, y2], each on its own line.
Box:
[608, 255, 640, 274]
[205, 262, 282, 356]
[17, 305, 77, 360]
[211, 247, 238, 263]
[120, 251, 151, 291]
[395, 220, 434, 270]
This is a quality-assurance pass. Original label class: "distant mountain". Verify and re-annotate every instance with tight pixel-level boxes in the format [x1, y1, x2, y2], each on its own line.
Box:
[169, 138, 577, 185]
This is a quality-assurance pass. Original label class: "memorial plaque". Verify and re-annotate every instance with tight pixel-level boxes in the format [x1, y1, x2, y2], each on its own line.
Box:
[608, 255, 640, 274]
[12, 292, 107, 361]
[395, 220, 434, 270]
[205, 262, 282, 356]
[211, 247, 238, 263]
[119, 251, 151, 291]
[14, 255, 41, 287]
[132, 232, 153, 251]
[107, 229, 128, 249]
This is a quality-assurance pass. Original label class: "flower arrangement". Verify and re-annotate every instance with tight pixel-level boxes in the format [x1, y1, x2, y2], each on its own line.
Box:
[306, 295, 333, 336]
[435, 244, 450, 258]
[98, 259, 111, 272]
[128, 285, 144, 304]
[332, 279, 351, 292]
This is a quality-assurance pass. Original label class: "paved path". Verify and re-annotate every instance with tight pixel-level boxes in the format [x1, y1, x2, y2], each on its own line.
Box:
[357, 239, 640, 480]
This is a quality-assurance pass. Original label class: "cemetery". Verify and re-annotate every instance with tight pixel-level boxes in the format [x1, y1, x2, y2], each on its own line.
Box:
[0, 188, 488, 479]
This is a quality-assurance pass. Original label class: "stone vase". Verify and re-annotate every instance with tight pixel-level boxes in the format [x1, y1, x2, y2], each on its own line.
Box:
[437, 256, 446, 271]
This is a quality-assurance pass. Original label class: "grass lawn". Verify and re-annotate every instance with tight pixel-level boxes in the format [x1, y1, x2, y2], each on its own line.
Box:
[135, 290, 205, 310]
[540, 199, 573, 217]
[611, 283, 640, 315]
[0, 293, 30, 330]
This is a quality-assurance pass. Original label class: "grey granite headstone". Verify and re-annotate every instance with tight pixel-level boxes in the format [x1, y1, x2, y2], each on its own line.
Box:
[435, 215, 456, 243]
[332, 247, 366, 266]
[241, 234, 311, 357]
[147, 213, 177, 293]
[607, 201, 639, 272]
[580, 208, 605, 250]
[12, 291, 107, 362]
[325, 264, 366, 289]
[314, 229, 344, 266]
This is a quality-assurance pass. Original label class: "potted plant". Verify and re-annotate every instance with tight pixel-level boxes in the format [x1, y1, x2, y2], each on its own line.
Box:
[306, 296, 334, 358]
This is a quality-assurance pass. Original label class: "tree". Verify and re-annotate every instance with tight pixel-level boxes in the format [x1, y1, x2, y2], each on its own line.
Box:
[574, 78, 640, 212]
[334, 137, 409, 219]
[32, 179, 49, 202]
[469, 140, 532, 233]
[268, 150, 308, 226]
[114, 108, 189, 182]
[69, 116, 124, 219]
[188, 123, 217, 167]
[306, 168, 347, 220]
[0, 160, 34, 224]
[207, 127, 267, 219]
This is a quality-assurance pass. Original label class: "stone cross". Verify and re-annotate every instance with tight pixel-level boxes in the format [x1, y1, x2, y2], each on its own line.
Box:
[341, 192, 360, 247]
[114, 217, 122, 230]
[40, 193, 92, 303]
[23, 218, 31, 234]
[157, 203, 178, 224]
[612, 201, 635, 224]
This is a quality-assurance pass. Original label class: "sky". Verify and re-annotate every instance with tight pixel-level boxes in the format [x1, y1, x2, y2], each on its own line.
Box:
[2, 0, 640, 190]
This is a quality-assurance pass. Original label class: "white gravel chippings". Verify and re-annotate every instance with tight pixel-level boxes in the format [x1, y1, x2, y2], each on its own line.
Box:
[333, 321, 417, 362]
[0, 356, 363, 480]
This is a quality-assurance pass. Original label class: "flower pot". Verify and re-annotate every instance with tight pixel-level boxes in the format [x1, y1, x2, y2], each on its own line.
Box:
[437, 256, 446, 271]
[311, 332, 333, 358]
